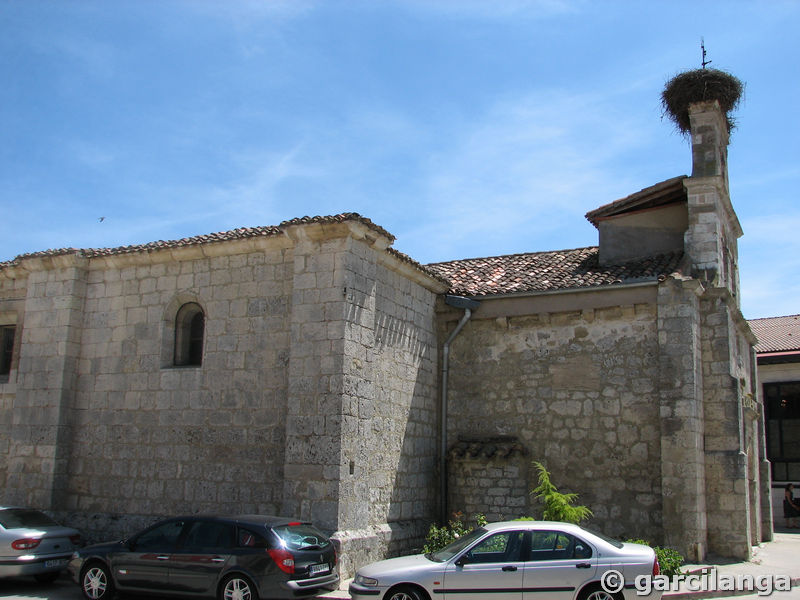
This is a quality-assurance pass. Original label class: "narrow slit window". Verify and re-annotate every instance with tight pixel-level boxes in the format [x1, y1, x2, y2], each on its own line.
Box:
[174, 303, 204, 366]
[0, 325, 15, 380]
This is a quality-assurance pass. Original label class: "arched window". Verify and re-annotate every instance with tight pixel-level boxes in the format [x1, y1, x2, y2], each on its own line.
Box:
[174, 302, 204, 366]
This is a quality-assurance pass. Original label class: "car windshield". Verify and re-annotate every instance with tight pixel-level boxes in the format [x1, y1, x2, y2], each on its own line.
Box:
[428, 527, 487, 562]
[0, 508, 59, 529]
[272, 523, 330, 551]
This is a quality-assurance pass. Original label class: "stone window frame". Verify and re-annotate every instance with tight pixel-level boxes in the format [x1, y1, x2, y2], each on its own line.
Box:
[161, 293, 206, 369]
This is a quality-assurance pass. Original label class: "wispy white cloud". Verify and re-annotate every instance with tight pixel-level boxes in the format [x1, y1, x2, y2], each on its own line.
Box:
[397, 0, 584, 19]
[395, 86, 667, 261]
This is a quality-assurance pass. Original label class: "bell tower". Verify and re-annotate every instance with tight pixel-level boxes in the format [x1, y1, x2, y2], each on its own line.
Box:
[683, 99, 743, 303]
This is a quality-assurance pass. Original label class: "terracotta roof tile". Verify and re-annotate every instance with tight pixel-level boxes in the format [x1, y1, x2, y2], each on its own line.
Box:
[748, 314, 800, 353]
[279, 213, 395, 241]
[426, 247, 684, 297]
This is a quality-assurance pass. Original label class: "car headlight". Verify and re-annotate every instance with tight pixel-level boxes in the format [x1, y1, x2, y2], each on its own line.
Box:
[355, 574, 378, 587]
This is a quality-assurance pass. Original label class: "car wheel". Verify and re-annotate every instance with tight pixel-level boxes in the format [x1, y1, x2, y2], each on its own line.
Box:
[384, 584, 428, 600]
[219, 574, 259, 600]
[582, 587, 622, 600]
[81, 563, 115, 600]
[34, 572, 60, 584]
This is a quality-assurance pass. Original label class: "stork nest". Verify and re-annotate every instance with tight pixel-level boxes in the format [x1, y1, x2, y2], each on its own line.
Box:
[661, 68, 744, 135]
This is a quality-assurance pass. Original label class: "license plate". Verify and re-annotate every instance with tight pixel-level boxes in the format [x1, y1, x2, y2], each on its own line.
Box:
[44, 559, 68, 568]
[309, 563, 330, 576]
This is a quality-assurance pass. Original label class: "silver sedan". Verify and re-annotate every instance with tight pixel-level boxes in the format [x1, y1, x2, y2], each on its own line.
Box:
[349, 520, 662, 600]
[0, 507, 83, 584]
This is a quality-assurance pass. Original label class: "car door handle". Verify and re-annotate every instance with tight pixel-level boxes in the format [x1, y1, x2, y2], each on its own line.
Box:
[502, 566, 518, 572]
[576, 562, 591, 569]
[156, 555, 170, 561]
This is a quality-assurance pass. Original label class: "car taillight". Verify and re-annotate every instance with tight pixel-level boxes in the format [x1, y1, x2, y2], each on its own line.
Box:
[12, 538, 41, 550]
[268, 548, 295, 574]
[69, 534, 83, 545]
[652, 556, 660, 576]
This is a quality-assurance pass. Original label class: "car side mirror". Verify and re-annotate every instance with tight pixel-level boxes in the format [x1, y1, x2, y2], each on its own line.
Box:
[455, 554, 469, 567]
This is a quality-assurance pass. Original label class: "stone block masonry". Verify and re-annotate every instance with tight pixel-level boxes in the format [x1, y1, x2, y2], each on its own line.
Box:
[0, 220, 448, 578]
[445, 298, 665, 543]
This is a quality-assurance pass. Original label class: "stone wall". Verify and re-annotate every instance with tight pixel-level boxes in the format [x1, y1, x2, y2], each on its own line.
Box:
[3, 238, 296, 541]
[370, 258, 439, 531]
[657, 276, 706, 561]
[325, 237, 441, 575]
[448, 438, 529, 522]
[0, 224, 446, 575]
[445, 300, 664, 542]
[7, 258, 87, 511]
[700, 289, 762, 558]
[0, 274, 26, 492]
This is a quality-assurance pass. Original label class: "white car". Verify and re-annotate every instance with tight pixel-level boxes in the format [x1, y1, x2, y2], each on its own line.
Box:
[349, 520, 662, 600]
[0, 506, 83, 583]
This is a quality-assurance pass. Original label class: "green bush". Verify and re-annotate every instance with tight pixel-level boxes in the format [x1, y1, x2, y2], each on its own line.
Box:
[626, 538, 684, 577]
[531, 461, 592, 524]
[422, 512, 487, 554]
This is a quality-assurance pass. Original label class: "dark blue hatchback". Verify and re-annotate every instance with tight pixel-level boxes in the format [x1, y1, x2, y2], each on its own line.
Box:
[68, 514, 338, 600]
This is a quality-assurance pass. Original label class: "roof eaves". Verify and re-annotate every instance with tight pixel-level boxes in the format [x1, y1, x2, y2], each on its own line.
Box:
[585, 175, 688, 227]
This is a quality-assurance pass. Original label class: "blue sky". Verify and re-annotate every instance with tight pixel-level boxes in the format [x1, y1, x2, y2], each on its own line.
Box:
[1, 0, 798, 319]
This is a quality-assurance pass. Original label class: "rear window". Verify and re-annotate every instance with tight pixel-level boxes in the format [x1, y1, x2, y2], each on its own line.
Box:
[580, 526, 624, 549]
[272, 524, 331, 551]
[238, 528, 268, 548]
[0, 509, 59, 529]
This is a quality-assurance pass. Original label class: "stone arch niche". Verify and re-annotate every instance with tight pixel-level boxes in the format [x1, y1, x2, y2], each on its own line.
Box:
[447, 436, 529, 522]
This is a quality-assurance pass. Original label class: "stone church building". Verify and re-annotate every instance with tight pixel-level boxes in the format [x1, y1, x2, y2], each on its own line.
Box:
[0, 100, 770, 575]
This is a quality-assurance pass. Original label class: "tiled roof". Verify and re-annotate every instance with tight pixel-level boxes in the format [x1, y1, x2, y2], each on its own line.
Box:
[426, 247, 684, 297]
[585, 175, 688, 227]
[0, 213, 393, 269]
[748, 315, 800, 353]
[449, 437, 527, 460]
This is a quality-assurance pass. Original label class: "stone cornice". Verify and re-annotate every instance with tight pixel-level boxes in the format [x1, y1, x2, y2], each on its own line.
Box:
[377, 248, 450, 294]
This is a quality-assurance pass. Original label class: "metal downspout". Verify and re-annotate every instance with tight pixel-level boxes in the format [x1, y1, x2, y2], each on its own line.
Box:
[439, 295, 480, 524]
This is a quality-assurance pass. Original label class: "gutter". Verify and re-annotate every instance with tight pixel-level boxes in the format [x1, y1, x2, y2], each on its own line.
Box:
[439, 294, 481, 524]
[461, 277, 661, 302]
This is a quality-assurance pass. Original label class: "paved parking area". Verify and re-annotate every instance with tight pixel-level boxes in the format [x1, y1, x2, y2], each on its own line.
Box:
[0, 574, 79, 600]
